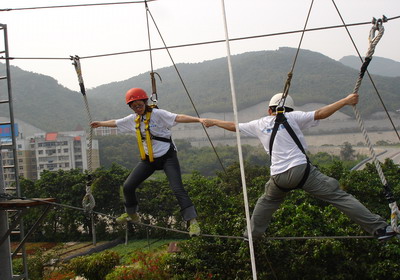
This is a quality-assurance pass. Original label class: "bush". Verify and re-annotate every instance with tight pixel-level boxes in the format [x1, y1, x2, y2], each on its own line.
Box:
[45, 271, 76, 280]
[68, 250, 120, 280]
[13, 248, 57, 280]
[105, 250, 170, 280]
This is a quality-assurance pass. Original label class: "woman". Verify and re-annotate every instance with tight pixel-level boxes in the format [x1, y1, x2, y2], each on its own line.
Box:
[91, 88, 203, 236]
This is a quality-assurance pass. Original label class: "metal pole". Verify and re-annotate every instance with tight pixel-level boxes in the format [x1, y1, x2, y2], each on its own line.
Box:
[0, 153, 13, 280]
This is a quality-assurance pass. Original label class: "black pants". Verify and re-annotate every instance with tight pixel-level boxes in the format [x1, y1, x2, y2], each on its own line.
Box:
[123, 145, 197, 221]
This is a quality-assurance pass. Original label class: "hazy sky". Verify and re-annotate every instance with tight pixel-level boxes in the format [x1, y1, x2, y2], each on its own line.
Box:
[0, 0, 399, 92]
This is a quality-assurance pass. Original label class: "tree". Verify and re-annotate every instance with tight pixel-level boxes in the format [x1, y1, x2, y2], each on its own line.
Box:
[340, 141, 355, 161]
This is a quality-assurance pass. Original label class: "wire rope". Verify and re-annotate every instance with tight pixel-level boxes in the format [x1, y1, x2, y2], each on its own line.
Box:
[2, 16, 399, 61]
[0, 1, 155, 12]
[280, 0, 314, 107]
[144, 3, 227, 173]
[330, 1, 400, 143]
[2, 196, 377, 241]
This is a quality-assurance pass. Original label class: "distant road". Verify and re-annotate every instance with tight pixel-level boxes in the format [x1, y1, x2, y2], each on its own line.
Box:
[351, 148, 400, 171]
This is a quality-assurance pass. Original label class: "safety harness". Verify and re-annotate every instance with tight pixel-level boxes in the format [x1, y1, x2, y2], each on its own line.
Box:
[269, 108, 310, 192]
[135, 109, 172, 163]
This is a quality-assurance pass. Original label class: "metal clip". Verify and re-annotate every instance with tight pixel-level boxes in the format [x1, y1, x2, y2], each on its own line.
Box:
[150, 71, 162, 105]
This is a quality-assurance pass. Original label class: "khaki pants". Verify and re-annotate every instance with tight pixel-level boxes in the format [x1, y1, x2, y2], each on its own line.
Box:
[248, 164, 387, 238]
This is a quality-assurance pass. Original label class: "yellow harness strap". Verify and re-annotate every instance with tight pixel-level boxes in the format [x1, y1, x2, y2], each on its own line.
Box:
[135, 111, 155, 162]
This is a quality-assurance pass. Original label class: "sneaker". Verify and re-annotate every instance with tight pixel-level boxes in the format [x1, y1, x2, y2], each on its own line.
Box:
[116, 213, 140, 224]
[188, 220, 201, 237]
[375, 225, 396, 241]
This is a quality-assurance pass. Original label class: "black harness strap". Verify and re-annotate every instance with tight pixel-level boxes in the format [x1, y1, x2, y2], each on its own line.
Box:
[269, 110, 310, 192]
[150, 134, 172, 143]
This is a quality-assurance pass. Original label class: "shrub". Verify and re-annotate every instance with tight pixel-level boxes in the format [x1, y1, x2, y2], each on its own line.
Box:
[105, 250, 170, 280]
[13, 247, 58, 280]
[68, 250, 120, 280]
[45, 271, 76, 280]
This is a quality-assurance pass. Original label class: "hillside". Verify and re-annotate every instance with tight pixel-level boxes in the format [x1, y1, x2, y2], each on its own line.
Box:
[339, 55, 400, 78]
[1, 47, 400, 132]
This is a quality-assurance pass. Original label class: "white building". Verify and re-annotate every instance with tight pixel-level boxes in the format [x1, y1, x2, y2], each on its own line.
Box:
[1, 131, 100, 187]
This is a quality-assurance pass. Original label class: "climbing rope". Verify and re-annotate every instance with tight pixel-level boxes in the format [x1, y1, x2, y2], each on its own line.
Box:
[70, 55, 96, 214]
[349, 17, 400, 234]
[331, 0, 400, 143]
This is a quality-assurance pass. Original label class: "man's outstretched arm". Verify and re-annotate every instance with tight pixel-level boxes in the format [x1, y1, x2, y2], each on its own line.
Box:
[314, 93, 358, 120]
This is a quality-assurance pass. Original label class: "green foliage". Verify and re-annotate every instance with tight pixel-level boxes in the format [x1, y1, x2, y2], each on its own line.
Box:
[68, 250, 120, 280]
[20, 167, 127, 242]
[166, 160, 400, 279]
[13, 247, 58, 280]
[96, 135, 140, 169]
[44, 271, 76, 280]
[16, 151, 400, 279]
[105, 250, 170, 280]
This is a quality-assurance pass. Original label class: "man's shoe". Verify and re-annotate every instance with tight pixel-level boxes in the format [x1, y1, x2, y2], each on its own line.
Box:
[188, 220, 201, 237]
[375, 225, 396, 241]
[116, 213, 140, 224]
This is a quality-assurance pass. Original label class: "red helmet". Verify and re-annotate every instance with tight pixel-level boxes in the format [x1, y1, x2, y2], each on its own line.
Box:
[125, 88, 148, 104]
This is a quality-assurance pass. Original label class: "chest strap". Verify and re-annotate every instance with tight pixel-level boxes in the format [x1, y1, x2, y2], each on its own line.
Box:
[135, 111, 172, 163]
[135, 111, 155, 162]
[269, 110, 310, 192]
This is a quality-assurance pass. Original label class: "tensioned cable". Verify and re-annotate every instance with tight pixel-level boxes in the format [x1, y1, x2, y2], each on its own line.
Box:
[0, 1, 156, 12]
[3, 196, 376, 241]
[145, 4, 227, 173]
[145, 1, 154, 74]
[3, 16, 399, 61]
[331, 1, 400, 142]
[281, 0, 314, 107]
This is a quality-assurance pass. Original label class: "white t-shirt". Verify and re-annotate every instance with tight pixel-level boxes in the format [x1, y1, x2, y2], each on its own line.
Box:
[116, 108, 177, 158]
[239, 111, 319, 175]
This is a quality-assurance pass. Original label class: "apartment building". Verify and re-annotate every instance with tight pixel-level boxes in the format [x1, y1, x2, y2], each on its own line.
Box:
[1, 130, 100, 188]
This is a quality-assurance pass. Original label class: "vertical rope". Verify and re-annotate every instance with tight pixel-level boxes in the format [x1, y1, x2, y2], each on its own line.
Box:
[71, 55, 97, 244]
[349, 18, 399, 233]
[351, 19, 386, 186]
[220, 1, 257, 279]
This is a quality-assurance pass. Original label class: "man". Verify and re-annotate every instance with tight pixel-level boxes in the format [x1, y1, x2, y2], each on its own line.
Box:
[204, 92, 396, 241]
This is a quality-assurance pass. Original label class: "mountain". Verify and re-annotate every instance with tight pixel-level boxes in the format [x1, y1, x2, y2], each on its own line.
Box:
[0, 64, 87, 132]
[1, 47, 400, 133]
[339, 55, 400, 77]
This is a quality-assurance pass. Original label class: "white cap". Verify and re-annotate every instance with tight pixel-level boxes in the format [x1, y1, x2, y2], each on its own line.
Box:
[269, 93, 294, 109]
